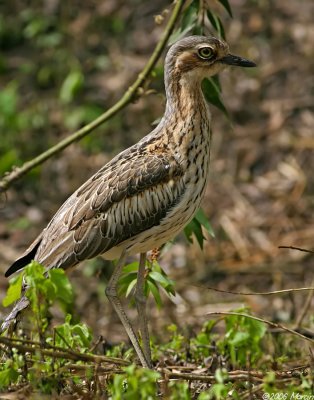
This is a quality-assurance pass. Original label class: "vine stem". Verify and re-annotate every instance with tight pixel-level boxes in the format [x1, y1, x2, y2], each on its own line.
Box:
[0, 0, 185, 193]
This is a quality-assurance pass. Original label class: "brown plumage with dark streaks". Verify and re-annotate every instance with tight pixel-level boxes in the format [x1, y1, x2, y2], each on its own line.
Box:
[1, 36, 256, 368]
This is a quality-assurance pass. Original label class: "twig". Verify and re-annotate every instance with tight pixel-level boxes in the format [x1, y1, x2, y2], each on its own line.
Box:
[0, 335, 130, 360]
[278, 245, 314, 254]
[161, 369, 264, 383]
[164, 366, 310, 378]
[206, 311, 314, 344]
[0, 0, 185, 193]
[0, 336, 129, 366]
[89, 335, 104, 353]
[293, 279, 314, 330]
[194, 285, 314, 296]
[66, 363, 122, 375]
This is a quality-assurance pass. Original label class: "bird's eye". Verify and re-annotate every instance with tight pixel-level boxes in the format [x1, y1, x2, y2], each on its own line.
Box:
[198, 47, 215, 60]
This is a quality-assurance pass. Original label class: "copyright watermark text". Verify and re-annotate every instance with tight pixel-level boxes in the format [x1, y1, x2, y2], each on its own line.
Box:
[262, 393, 314, 400]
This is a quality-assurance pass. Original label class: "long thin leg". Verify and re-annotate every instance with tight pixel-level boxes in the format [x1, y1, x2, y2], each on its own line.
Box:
[105, 250, 150, 368]
[135, 252, 152, 368]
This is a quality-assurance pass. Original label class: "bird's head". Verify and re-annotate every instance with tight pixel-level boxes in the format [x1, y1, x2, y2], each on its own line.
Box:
[165, 36, 256, 83]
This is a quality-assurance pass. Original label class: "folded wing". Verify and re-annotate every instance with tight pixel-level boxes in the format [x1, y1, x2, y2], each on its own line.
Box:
[5, 146, 185, 276]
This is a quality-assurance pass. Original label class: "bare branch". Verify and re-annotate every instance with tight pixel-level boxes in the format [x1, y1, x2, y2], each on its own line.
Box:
[278, 245, 314, 254]
[0, 336, 129, 366]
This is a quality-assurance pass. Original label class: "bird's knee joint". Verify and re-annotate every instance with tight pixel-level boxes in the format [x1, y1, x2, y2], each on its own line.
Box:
[105, 285, 117, 298]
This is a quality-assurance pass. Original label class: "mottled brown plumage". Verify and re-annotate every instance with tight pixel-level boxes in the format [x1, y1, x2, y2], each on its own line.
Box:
[1, 36, 255, 368]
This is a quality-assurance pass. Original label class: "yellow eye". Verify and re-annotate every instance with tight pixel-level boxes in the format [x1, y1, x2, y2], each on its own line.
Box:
[198, 47, 215, 60]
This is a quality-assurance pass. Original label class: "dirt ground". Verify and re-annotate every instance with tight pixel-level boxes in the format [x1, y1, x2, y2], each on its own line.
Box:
[0, 0, 313, 348]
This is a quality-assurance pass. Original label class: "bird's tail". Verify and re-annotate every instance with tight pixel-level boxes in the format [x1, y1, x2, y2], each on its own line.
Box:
[0, 296, 30, 334]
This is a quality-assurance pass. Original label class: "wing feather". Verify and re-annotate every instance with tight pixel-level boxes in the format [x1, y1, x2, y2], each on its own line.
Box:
[6, 147, 185, 274]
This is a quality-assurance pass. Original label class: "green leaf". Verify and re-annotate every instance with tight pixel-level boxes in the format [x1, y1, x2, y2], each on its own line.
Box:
[194, 208, 215, 238]
[125, 278, 137, 298]
[54, 314, 92, 349]
[24, 18, 47, 39]
[212, 75, 222, 91]
[184, 223, 194, 245]
[71, 324, 92, 348]
[149, 271, 174, 288]
[59, 70, 84, 104]
[122, 262, 140, 274]
[24, 260, 45, 281]
[23, 261, 57, 321]
[2, 273, 23, 307]
[184, 218, 206, 249]
[218, 0, 233, 17]
[169, 0, 199, 44]
[219, 308, 267, 367]
[118, 272, 137, 297]
[48, 269, 73, 305]
[208, 382, 229, 399]
[215, 368, 229, 384]
[207, 10, 226, 39]
[0, 367, 19, 389]
[229, 331, 250, 346]
[249, 318, 267, 340]
[181, 0, 199, 31]
[0, 81, 18, 117]
[147, 280, 162, 308]
[202, 78, 229, 117]
[119, 272, 137, 287]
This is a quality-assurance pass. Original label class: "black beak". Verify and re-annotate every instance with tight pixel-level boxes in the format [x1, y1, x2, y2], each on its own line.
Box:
[220, 54, 256, 68]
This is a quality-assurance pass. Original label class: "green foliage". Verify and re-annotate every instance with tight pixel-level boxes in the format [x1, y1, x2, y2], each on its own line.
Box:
[190, 319, 217, 360]
[184, 208, 215, 249]
[263, 372, 313, 396]
[8, 216, 32, 231]
[2, 261, 74, 336]
[0, 82, 24, 172]
[22, 10, 62, 49]
[24, 261, 74, 312]
[48, 269, 74, 307]
[202, 369, 233, 400]
[207, 10, 226, 39]
[218, 308, 267, 367]
[64, 104, 103, 131]
[110, 365, 160, 399]
[2, 273, 23, 307]
[202, 76, 229, 117]
[170, 0, 200, 43]
[0, 81, 18, 122]
[119, 259, 175, 309]
[59, 69, 84, 104]
[217, 0, 233, 18]
[51, 314, 92, 349]
[0, 257, 303, 395]
[0, 262, 90, 393]
[163, 323, 186, 353]
[0, 361, 19, 389]
[168, 380, 191, 399]
[0, 81, 49, 175]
